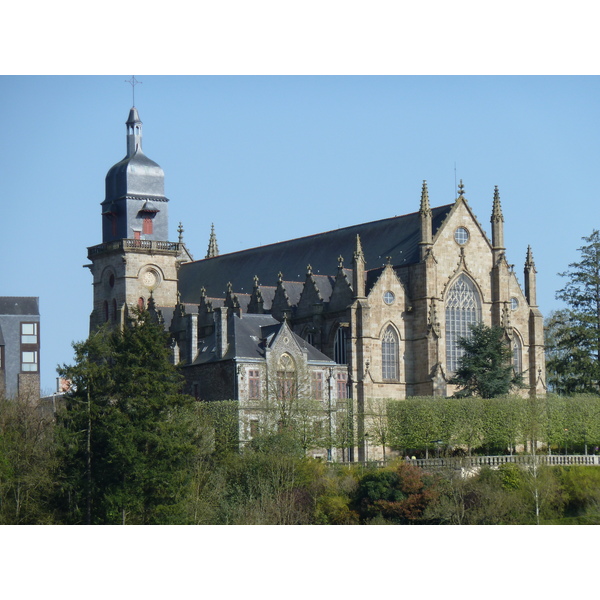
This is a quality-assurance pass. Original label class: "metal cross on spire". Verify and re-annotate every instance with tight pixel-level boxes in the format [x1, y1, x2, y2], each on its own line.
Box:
[125, 76, 142, 106]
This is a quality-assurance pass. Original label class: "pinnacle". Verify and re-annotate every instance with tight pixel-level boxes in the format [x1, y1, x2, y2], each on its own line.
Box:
[206, 223, 219, 259]
[353, 234, 365, 262]
[491, 185, 504, 222]
[525, 245, 535, 268]
[420, 180, 432, 215]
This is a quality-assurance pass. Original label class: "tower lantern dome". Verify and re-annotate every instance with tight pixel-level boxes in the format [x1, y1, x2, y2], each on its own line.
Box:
[101, 107, 169, 243]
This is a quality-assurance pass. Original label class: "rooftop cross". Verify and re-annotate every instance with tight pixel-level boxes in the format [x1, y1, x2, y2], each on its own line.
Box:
[125, 76, 142, 106]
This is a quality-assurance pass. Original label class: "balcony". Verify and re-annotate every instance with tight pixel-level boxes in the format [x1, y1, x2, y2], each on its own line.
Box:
[88, 239, 182, 258]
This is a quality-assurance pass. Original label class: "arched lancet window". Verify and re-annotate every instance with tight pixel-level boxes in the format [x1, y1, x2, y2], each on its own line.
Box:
[112, 299, 117, 322]
[334, 327, 347, 365]
[512, 334, 522, 374]
[103, 301, 109, 322]
[382, 325, 399, 381]
[445, 274, 482, 373]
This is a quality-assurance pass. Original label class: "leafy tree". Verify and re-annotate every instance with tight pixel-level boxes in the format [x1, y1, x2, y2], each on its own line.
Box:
[364, 397, 391, 460]
[54, 311, 203, 524]
[449, 323, 523, 398]
[545, 310, 582, 395]
[0, 396, 56, 523]
[220, 431, 313, 524]
[552, 230, 600, 394]
[353, 462, 440, 523]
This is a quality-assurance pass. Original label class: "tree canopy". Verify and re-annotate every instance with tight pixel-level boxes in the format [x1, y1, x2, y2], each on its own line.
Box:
[548, 230, 600, 395]
[449, 323, 523, 398]
[54, 311, 203, 524]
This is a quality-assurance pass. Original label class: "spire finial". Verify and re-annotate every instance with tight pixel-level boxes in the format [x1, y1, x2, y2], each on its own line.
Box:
[206, 223, 219, 259]
[178, 222, 184, 243]
[457, 179, 465, 200]
[306, 264, 313, 276]
[420, 180, 432, 215]
[125, 76, 142, 106]
[525, 245, 536, 269]
[354, 234, 364, 261]
[491, 185, 503, 222]
[338, 255, 344, 269]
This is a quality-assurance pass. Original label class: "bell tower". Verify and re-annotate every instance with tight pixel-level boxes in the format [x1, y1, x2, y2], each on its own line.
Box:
[87, 108, 191, 331]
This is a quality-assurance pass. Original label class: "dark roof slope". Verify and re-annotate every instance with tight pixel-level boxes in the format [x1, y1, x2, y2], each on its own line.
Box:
[191, 313, 337, 364]
[179, 205, 452, 302]
[0, 297, 39, 316]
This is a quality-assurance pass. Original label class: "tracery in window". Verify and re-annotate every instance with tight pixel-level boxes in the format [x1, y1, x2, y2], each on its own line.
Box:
[382, 325, 399, 381]
[512, 334, 522, 373]
[445, 274, 482, 373]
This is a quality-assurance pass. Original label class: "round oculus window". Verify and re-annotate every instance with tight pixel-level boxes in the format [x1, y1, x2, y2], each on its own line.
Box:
[510, 297, 519, 311]
[383, 291, 395, 305]
[454, 227, 470, 245]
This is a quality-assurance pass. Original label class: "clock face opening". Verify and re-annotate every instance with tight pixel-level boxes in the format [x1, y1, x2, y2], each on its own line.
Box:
[141, 268, 160, 290]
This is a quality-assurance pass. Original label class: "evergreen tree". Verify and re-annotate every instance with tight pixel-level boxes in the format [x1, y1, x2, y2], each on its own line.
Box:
[552, 230, 600, 394]
[449, 323, 523, 398]
[54, 311, 203, 524]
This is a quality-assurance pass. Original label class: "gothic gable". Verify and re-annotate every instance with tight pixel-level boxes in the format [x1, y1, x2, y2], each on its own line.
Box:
[296, 265, 324, 318]
[328, 258, 353, 312]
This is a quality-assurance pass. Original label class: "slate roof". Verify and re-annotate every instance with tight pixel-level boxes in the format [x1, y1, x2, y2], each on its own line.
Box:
[178, 205, 452, 302]
[191, 313, 336, 365]
[0, 297, 39, 316]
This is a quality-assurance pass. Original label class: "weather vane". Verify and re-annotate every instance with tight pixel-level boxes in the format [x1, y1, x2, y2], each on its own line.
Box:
[125, 76, 142, 106]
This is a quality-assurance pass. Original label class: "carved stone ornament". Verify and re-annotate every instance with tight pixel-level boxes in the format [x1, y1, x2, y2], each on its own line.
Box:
[502, 302, 513, 339]
[427, 298, 441, 338]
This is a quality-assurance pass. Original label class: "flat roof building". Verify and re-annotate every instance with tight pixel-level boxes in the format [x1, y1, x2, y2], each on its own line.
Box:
[0, 297, 40, 399]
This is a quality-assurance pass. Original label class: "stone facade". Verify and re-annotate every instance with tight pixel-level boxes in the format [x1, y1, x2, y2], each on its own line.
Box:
[88, 108, 546, 462]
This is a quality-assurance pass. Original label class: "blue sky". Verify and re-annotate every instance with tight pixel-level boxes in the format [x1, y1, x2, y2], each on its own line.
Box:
[1, 75, 599, 393]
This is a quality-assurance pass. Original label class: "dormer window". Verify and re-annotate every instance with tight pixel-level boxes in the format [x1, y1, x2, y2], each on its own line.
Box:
[143, 217, 153, 235]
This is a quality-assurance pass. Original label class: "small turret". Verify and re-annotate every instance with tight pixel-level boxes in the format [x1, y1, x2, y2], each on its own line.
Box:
[206, 223, 219, 259]
[491, 185, 504, 250]
[524, 245, 537, 306]
[419, 180, 432, 259]
[352, 234, 366, 298]
[126, 107, 143, 157]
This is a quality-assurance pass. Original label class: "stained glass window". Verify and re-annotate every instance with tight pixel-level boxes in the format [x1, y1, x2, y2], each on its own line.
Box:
[382, 326, 399, 381]
[445, 274, 481, 373]
[512, 335, 522, 373]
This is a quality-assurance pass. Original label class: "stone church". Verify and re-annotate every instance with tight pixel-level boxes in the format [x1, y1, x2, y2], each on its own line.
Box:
[86, 107, 545, 460]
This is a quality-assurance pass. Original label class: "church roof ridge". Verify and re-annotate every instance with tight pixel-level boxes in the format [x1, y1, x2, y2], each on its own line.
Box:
[193, 204, 454, 265]
[178, 203, 453, 302]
